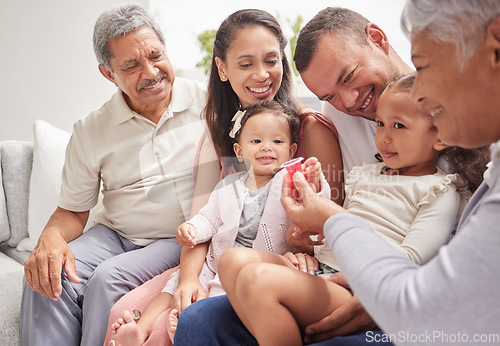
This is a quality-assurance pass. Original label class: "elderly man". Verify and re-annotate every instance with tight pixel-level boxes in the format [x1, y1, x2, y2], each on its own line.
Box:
[20, 5, 206, 346]
[174, 7, 412, 346]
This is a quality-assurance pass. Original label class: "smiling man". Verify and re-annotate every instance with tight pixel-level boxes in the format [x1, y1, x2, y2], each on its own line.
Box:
[293, 6, 413, 345]
[20, 5, 206, 346]
[296, 7, 413, 179]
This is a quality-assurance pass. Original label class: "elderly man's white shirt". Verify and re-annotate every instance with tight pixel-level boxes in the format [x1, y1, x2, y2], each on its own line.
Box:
[59, 77, 206, 245]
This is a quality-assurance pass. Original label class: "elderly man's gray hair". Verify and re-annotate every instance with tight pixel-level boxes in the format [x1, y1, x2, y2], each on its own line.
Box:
[93, 4, 165, 70]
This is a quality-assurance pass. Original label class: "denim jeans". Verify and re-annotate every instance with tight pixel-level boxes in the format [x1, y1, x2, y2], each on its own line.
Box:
[174, 295, 393, 345]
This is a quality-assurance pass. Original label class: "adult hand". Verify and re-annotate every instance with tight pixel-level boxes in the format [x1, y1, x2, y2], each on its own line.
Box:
[303, 273, 378, 343]
[171, 278, 207, 313]
[285, 225, 325, 254]
[302, 157, 322, 192]
[283, 252, 318, 275]
[24, 228, 81, 301]
[281, 171, 346, 235]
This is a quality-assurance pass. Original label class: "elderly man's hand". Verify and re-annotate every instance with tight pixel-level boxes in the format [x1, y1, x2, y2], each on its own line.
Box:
[281, 171, 346, 236]
[24, 228, 81, 301]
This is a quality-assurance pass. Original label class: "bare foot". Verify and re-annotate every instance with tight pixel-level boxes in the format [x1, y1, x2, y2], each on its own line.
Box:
[167, 309, 179, 343]
[111, 310, 148, 346]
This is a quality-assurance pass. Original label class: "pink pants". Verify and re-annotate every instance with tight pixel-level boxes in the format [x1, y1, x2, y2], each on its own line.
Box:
[104, 267, 178, 346]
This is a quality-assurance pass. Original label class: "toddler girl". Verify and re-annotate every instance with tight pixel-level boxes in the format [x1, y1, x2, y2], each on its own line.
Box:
[110, 100, 328, 345]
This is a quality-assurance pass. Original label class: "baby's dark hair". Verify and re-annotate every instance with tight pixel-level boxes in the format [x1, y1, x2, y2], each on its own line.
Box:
[232, 100, 301, 144]
[385, 73, 490, 193]
[388, 72, 416, 92]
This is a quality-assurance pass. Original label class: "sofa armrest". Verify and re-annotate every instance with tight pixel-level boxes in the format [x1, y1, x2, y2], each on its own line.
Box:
[0, 141, 33, 247]
[0, 148, 7, 243]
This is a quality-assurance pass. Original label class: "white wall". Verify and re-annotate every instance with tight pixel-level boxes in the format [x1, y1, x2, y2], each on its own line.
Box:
[0, 0, 148, 142]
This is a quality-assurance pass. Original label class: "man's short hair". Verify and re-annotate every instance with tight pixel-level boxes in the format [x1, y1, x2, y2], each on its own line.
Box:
[93, 5, 165, 70]
[294, 7, 370, 72]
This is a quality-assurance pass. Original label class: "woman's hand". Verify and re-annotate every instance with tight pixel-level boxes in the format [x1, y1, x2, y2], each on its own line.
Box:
[283, 252, 319, 275]
[281, 171, 346, 235]
[171, 277, 207, 313]
[285, 225, 324, 255]
[173, 244, 210, 312]
[303, 156, 322, 192]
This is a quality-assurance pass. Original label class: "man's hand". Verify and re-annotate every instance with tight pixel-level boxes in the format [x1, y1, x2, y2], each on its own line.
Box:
[303, 273, 378, 343]
[171, 278, 207, 313]
[283, 252, 318, 275]
[24, 228, 81, 301]
[281, 171, 345, 235]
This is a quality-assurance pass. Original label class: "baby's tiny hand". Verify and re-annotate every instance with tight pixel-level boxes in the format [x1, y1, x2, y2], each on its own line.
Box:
[303, 157, 322, 192]
[176, 223, 197, 248]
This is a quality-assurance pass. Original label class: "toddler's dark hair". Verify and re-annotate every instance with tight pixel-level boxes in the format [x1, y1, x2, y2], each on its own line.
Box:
[233, 100, 301, 145]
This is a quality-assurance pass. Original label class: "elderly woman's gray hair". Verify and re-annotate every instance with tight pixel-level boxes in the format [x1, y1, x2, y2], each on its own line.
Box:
[401, 0, 500, 67]
[93, 5, 165, 70]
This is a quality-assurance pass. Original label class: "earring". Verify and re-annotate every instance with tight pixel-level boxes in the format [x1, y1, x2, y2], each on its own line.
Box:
[221, 75, 227, 81]
[237, 156, 244, 163]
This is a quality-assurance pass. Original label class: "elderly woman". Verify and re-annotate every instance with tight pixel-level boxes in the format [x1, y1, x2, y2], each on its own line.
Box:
[280, 0, 500, 342]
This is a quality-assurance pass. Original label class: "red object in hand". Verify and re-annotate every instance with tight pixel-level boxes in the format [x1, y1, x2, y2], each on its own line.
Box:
[281, 157, 304, 195]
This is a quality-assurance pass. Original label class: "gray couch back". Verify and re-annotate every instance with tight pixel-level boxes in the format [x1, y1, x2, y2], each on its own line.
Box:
[0, 141, 33, 248]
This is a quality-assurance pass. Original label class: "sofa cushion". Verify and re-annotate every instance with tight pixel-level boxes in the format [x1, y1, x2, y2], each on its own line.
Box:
[0, 243, 30, 265]
[0, 150, 8, 243]
[17, 120, 71, 252]
[0, 251, 24, 346]
[1, 141, 33, 248]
